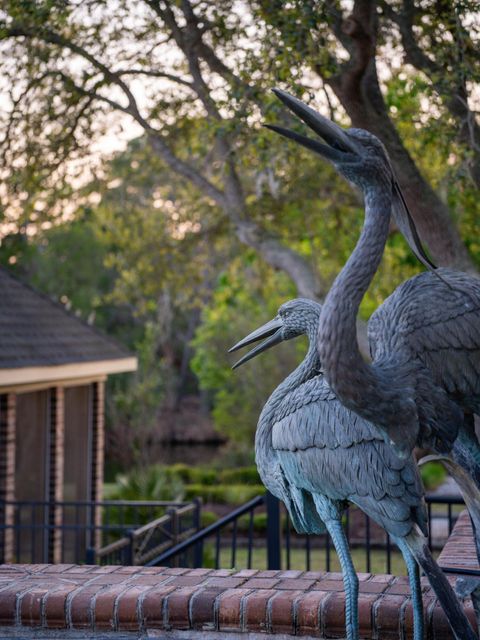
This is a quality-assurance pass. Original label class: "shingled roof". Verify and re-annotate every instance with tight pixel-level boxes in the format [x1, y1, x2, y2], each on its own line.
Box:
[0, 267, 136, 382]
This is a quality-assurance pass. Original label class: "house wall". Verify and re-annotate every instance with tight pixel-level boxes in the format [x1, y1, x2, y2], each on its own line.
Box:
[48, 387, 65, 564]
[0, 379, 106, 564]
[0, 394, 16, 562]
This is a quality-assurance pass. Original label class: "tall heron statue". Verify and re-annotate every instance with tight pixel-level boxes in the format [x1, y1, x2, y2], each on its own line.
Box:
[230, 298, 477, 640]
[266, 89, 480, 557]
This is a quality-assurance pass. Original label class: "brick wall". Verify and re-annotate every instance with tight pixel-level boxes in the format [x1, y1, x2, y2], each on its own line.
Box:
[0, 563, 474, 638]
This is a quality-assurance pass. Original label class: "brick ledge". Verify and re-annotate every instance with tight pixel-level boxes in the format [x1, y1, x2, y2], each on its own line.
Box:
[0, 562, 475, 639]
[0, 509, 475, 639]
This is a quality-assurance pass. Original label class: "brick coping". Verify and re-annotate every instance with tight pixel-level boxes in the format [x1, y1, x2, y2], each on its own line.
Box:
[438, 509, 480, 573]
[0, 510, 475, 638]
[0, 561, 475, 638]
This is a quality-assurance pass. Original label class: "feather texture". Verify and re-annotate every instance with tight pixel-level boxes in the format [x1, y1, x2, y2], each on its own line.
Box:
[246, 299, 427, 542]
[369, 268, 480, 415]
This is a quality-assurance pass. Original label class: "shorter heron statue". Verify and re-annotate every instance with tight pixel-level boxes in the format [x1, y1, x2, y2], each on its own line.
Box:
[230, 298, 477, 640]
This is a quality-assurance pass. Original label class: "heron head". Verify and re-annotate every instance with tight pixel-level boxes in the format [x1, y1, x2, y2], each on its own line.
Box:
[266, 89, 436, 271]
[229, 298, 321, 369]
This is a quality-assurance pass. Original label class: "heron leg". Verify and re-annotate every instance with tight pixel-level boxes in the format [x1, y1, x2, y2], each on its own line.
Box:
[405, 528, 478, 640]
[325, 519, 359, 640]
[394, 536, 424, 640]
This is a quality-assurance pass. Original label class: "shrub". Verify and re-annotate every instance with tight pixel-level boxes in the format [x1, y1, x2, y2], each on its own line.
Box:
[200, 510, 218, 528]
[420, 461, 447, 490]
[164, 463, 217, 485]
[237, 512, 268, 533]
[184, 484, 265, 505]
[109, 464, 185, 502]
[219, 466, 260, 485]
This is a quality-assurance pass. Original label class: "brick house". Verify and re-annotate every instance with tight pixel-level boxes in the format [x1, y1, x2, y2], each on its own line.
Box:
[0, 268, 137, 562]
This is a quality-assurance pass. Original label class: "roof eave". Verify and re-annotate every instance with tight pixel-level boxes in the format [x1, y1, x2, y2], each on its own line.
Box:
[0, 357, 138, 391]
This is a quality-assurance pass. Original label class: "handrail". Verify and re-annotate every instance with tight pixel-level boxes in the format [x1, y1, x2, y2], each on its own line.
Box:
[442, 566, 480, 576]
[145, 495, 265, 566]
[95, 535, 130, 558]
[0, 499, 187, 507]
[425, 495, 465, 504]
[130, 512, 171, 538]
[90, 501, 201, 564]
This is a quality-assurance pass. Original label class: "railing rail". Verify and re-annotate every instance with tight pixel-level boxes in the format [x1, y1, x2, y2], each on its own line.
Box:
[0, 493, 467, 572]
[0, 498, 200, 565]
[144, 493, 466, 573]
[146, 495, 265, 567]
[90, 501, 200, 566]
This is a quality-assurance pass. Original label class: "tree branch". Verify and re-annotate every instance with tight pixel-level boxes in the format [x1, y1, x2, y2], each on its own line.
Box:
[3, 23, 159, 130]
[115, 68, 194, 88]
[379, 0, 480, 187]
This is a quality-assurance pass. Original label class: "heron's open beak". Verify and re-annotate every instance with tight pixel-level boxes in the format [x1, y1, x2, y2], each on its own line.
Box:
[265, 89, 359, 164]
[229, 317, 284, 369]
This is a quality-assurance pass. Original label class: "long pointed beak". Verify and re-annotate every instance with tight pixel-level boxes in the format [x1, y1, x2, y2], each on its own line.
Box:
[229, 317, 284, 369]
[267, 89, 360, 161]
[391, 181, 437, 271]
[264, 124, 348, 163]
[273, 89, 359, 153]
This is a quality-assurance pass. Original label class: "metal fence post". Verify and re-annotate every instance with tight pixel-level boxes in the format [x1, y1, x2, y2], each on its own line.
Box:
[126, 529, 135, 565]
[85, 547, 96, 565]
[266, 492, 281, 570]
[193, 498, 203, 568]
[167, 508, 179, 567]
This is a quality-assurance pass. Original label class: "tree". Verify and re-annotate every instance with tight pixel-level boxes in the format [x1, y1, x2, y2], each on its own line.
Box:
[2, 0, 478, 293]
[255, 0, 479, 271]
[1, 0, 479, 373]
[0, 0, 323, 303]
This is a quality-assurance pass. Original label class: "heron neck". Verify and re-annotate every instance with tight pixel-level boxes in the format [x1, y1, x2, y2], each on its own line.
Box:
[318, 186, 392, 411]
[256, 329, 320, 459]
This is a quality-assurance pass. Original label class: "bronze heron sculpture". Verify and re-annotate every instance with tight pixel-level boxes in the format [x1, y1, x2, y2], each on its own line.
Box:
[230, 297, 477, 640]
[267, 89, 480, 560]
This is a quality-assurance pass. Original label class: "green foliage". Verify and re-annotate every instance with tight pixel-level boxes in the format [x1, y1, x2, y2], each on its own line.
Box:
[420, 461, 447, 491]
[106, 323, 168, 468]
[109, 465, 185, 502]
[200, 510, 218, 528]
[109, 463, 264, 507]
[191, 259, 305, 443]
[237, 512, 268, 533]
[163, 464, 218, 486]
[184, 483, 265, 505]
[219, 467, 260, 485]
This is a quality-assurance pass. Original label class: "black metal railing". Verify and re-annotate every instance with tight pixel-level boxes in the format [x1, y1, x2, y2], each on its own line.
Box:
[87, 502, 200, 565]
[0, 493, 467, 572]
[145, 493, 466, 573]
[0, 499, 201, 565]
[145, 494, 269, 569]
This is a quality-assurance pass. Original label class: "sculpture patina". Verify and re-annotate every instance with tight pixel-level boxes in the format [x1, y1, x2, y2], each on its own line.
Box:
[231, 89, 480, 640]
[231, 298, 475, 640]
[268, 88, 480, 564]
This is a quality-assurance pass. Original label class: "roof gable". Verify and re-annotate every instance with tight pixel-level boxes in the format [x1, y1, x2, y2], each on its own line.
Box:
[0, 267, 134, 369]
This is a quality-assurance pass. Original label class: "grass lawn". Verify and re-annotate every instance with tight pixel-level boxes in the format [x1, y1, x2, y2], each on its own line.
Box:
[203, 544, 409, 575]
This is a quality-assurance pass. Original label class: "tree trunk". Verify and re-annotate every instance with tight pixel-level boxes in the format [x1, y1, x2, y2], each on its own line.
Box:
[324, 0, 474, 272]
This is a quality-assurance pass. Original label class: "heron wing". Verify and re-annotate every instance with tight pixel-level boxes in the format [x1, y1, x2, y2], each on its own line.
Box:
[273, 375, 379, 450]
[369, 268, 480, 413]
[272, 377, 427, 538]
